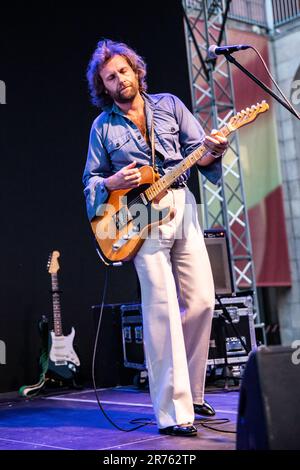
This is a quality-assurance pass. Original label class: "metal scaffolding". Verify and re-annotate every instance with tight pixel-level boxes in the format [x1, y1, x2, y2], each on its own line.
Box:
[182, 0, 259, 317]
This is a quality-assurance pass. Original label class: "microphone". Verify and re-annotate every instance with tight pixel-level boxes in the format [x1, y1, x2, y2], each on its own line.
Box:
[207, 44, 251, 59]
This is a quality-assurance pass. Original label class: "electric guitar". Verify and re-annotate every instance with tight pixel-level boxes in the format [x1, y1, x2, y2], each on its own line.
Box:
[47, 251, 80, 380]
[91, 101, 269, 264]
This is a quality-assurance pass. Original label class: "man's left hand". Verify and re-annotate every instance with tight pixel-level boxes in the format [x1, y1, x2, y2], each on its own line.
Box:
[203, 129, 228, 158]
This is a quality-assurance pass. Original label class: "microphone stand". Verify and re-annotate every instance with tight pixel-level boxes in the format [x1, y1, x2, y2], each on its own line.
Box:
[223, 53, 299, 120]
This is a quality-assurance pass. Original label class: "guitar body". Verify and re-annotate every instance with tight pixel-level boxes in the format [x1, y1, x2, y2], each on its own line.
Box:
[48, 327, 80, 380]
[91, 165, 175, 263]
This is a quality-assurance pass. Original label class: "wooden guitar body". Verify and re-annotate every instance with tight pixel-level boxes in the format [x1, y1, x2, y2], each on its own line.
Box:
[91, 166, 174, 263]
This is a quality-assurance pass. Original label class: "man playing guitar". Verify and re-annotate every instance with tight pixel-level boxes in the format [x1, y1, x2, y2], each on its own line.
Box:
[83, 39, 228, 437]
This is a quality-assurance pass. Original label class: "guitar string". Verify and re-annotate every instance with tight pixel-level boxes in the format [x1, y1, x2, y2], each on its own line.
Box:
[126, 160, 191, 209]
[125, 136, 216, 209]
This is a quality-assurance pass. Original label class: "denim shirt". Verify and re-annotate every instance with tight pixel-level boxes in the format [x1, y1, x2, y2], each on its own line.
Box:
[82, 92, 222, 221]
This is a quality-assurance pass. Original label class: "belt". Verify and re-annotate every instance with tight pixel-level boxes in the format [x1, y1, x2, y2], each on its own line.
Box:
[170, 181, 187, 189]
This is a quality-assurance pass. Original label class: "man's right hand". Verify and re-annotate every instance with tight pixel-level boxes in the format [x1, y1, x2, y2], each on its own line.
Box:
[104, 161, 142, 191]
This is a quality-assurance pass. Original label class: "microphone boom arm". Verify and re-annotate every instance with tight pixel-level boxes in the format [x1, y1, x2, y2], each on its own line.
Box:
[224, 53, 299, 120]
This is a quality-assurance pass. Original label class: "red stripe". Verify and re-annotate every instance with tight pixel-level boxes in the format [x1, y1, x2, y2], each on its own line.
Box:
[248, 186, 291, 286]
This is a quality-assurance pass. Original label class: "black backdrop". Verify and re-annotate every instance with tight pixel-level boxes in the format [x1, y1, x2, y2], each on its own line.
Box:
[0, 2, 200, 392]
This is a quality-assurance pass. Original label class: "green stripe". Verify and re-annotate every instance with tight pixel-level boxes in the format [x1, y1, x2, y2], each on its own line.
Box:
[237, 113, 282, 209]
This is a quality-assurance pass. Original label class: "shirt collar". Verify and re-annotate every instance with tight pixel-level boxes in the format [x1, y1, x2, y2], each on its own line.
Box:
[105, 92, 157, 115]
[141, 92, 157, 110]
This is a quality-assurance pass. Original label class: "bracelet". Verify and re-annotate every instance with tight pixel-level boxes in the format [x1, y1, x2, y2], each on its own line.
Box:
[209, 150, 222, 159]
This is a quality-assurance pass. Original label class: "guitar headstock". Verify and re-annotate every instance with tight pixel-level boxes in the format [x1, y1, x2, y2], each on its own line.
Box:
[227, 100, 269, 132]
[47, 251, 60, 274]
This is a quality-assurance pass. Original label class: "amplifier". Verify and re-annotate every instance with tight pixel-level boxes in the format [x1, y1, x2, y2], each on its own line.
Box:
[204, 229, 234, 296]
[119, 297, 256, 372]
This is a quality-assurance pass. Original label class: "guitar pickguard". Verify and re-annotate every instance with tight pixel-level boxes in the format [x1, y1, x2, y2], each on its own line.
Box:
[48, 328, 80, 380]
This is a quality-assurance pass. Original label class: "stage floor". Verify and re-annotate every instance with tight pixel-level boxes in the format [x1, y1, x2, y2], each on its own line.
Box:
[0, 386, 238, 450]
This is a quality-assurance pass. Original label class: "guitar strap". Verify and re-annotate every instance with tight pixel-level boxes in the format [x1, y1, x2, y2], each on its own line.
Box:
[150, 113, 157, 171]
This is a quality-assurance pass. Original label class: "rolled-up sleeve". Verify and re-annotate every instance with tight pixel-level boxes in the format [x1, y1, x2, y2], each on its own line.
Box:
[82, 122, 112, 221]
[172, 95, 222, 185]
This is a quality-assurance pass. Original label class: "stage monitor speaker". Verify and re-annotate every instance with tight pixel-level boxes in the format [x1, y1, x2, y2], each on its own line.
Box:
[204, 229, 234, 295]
[236, 345, 300, 450]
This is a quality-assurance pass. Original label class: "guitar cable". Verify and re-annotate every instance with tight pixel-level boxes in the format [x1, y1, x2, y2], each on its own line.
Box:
[92, 263, 152, 432]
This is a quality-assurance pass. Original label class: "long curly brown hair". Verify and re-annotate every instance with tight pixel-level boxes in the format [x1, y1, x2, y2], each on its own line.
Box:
[86, 39, 148, 109]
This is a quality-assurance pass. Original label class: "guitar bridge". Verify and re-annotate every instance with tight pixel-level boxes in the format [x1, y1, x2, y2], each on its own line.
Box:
[112, 226, 139, 251]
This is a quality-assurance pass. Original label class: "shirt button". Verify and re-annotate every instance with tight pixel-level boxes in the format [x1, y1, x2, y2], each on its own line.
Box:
[115, 142, 120, 148]
[171, 127, 175, 132]
[138, 135, 141, 140]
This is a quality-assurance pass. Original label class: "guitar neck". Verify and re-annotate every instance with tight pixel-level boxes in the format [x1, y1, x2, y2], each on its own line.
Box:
[51, 273, 63, 336]
[144, 124, 230, 202]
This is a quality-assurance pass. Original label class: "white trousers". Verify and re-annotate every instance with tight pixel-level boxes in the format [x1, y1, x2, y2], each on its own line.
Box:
[133, 187, 215, 429]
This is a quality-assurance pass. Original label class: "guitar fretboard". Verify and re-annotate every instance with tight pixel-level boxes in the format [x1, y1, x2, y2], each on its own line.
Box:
[51, 273, 63, 337]
[144, 124, 230, 201]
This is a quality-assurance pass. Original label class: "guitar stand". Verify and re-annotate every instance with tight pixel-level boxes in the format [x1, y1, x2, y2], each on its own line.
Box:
[19, 375, 47, 398]
[19, 374, 82, 399]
